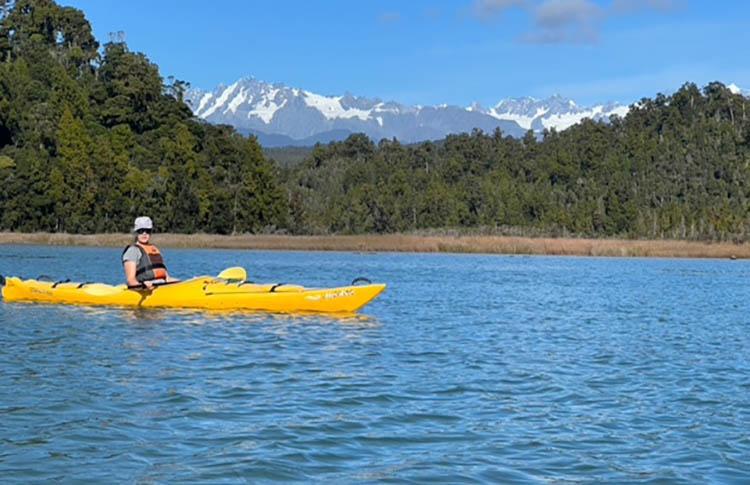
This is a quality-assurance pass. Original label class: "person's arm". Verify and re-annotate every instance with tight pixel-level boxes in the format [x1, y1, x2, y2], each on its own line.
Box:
[124, 260, 154, 289]
[125, 261, 142, 287]
[123, 246, 154, 289]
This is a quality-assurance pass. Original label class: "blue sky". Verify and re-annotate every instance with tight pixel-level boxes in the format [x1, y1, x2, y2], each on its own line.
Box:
[59, 0, 750, 107]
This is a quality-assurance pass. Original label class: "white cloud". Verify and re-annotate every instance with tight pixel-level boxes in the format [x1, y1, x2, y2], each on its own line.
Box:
[469, 0, 682, 45]
[524, 0, 603, 43]
[534, 0, 603, 29]
[378, 12, 402, 24]
[471, 0, 528, 19]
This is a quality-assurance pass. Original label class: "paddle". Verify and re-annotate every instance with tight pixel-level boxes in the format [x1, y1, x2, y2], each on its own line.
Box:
[217, 266, 247, 282]
[78, 280, 183, 297]
[126, 280, 181, 290]
[128, 266, 248, 289]
[82, 267, 249, 297]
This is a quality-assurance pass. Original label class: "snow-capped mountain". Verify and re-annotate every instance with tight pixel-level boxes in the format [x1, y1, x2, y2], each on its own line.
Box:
[482, 95, 629, 132]
[185, 77, 629, 147]
[727, 83, 748, 96]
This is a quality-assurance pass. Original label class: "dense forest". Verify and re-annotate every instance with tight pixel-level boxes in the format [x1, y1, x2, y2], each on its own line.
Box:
[2, 0, 750, 240]
[0, 0, 288, 234]
[287, 85, 750, 241]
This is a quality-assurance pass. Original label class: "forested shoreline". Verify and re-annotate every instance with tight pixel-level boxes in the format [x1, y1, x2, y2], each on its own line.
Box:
[2, 0, 749, 241]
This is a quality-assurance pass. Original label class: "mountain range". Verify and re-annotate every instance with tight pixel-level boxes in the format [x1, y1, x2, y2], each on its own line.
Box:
[183, 78, 741, 147]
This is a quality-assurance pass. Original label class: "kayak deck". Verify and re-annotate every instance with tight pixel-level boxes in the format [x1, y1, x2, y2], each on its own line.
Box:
[1, 276, 386, 313]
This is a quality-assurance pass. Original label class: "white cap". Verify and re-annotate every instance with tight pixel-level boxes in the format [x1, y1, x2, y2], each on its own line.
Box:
[133, 216, 153, 232]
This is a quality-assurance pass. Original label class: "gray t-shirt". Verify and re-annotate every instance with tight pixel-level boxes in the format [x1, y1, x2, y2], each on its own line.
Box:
[122, 246, 142, 264]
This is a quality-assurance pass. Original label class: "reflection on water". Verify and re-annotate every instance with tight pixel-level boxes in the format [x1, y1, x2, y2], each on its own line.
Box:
[75, 305, 381, 327]
[1, 246, 749, 482]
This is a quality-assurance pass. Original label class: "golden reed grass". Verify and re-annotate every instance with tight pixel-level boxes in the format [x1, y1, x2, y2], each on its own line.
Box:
[0, 232, 748, 259]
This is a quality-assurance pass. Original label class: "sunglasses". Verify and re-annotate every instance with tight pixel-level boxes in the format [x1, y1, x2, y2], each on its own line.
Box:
[136, 228, 152, 235]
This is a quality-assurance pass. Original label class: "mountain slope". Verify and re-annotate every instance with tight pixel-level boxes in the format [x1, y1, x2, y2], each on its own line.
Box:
[482, 95, 629, 131]
[185, 78, 629, 147]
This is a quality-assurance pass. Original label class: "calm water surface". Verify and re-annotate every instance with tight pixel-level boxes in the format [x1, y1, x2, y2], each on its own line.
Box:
[1, 245, 749, 483]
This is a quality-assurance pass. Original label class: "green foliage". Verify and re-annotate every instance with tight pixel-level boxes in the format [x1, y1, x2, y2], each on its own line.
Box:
[286, 82, 750, 241]
[0, 154, 13, 169]
[264, 146, 314, 168]
[0, 0, 288, 234]
[2, 0, 749, 241]
[51, 104, 95, 231]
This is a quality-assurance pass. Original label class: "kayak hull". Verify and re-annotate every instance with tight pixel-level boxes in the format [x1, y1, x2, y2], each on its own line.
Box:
[1, 277, 386, 313]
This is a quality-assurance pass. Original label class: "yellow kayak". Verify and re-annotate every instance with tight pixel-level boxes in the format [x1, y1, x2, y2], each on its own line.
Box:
[0, 274, 386, 313]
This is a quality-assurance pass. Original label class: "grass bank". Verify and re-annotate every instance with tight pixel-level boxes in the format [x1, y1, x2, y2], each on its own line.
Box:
[0, 232, 747, 259]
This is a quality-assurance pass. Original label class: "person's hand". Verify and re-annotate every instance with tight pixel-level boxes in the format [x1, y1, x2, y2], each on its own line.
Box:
[144, 281, 154, 290]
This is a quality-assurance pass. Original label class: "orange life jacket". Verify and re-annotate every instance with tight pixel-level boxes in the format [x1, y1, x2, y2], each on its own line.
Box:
[123, 243, 168, 282]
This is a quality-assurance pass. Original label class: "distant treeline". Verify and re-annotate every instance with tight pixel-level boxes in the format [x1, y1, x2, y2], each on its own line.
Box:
[2, 1, 749, 241]
[286, 82, 750, 241]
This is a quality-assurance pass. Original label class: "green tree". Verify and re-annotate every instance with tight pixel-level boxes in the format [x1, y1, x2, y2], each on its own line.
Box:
[52, 105, 95, 231]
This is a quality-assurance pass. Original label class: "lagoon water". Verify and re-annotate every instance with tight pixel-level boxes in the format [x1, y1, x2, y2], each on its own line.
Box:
[1, 245, 749, 483]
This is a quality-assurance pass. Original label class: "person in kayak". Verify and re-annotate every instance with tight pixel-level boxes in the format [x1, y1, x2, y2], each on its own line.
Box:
[122, 216, 178, 289]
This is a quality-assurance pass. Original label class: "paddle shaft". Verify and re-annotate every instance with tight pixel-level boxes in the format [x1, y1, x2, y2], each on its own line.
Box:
[127, 280, 181, 290]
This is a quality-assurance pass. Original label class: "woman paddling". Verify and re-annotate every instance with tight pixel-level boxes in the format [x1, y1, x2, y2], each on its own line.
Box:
[122, 216, 178, 289]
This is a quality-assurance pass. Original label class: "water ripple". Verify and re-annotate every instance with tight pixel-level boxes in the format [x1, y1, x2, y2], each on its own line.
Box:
[1, 248, 750, 482]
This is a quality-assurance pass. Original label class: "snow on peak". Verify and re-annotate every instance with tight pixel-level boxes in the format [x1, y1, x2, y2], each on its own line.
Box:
[184, 76, 631, 145]
[226, 87, 248, 114]
[482, 94, 627, 131]
[302, 91, 372, 121]
[196, 92, 213, 113]
[200, 82, 239, 118]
